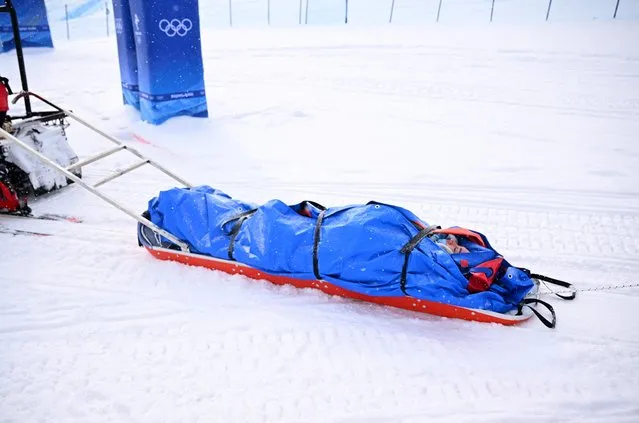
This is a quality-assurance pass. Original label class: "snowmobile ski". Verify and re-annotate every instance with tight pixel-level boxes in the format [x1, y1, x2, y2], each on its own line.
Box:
[0, 224, 51, 237]
[0, 212, 82, 223]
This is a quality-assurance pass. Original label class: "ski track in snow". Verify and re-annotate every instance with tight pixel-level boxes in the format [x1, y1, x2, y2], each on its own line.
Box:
[1, 21, 639, 423]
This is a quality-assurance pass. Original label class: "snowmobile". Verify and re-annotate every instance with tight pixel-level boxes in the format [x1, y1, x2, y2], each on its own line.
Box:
[0, 0, 82, 215]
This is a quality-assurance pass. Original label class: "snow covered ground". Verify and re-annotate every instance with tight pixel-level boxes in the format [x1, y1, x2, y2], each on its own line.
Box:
[2, 6, 639, 423]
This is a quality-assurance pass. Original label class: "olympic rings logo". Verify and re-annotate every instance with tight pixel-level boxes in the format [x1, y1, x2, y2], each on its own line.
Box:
[158, 18, 193, 37]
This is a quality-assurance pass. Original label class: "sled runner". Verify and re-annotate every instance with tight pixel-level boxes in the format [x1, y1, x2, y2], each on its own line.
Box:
[141, 239, 542, 325]
[139, 225, 539, 326]
[137, 186, 573, 328]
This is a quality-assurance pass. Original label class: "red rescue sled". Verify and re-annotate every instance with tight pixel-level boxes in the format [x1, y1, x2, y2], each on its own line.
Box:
[139, 239, 539, 326]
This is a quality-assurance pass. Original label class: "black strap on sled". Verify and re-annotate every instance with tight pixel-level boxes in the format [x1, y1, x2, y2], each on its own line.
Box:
[519, 268, 577, 301]
[518, 298, 557, 329]
[530, 273, 577, 300]
[399, 225, 440, 294]
[302, 200, 327, 211]
[225, 208, 258, 261]
[313, 210, 327, 279]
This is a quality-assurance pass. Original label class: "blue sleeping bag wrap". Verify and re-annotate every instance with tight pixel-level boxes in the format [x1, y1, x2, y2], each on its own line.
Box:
[147, 185, 535, 314]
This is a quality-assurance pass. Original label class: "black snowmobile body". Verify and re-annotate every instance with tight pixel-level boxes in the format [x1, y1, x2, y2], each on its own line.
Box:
[0, 0, 82, 210]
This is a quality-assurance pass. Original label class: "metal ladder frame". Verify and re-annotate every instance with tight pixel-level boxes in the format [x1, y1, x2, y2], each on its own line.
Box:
[0, 91, 192, 252]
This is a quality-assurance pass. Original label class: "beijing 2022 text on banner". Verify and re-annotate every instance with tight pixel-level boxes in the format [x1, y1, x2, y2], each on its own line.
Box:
[127, 0, 208, 124]
[112, 0, 139, 109]
[0, 0, 54, 52]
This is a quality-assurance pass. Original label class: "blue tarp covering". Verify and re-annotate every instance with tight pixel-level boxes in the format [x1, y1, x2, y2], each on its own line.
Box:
[0, 0, 54, 52]
[147, 186, 534, 314]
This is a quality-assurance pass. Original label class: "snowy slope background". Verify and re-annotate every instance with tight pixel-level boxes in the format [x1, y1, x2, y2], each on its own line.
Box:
[1, 1, 639, 422]
[45, 0, 639, 39]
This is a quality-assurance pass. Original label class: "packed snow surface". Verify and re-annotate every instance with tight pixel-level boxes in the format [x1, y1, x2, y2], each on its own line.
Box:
[1, 7, 639, 423]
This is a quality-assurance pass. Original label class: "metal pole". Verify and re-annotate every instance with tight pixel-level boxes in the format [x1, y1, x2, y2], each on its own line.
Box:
[229, 0, 233, 27]
[490, 0, 495, 22]
[305, 0, 310, 24]
[389, 0, 395, 23]
[436, 0, 443, 23]
[545, 0, 552, 21]
[13, 91, 193, 188]
[298, 0, 302, 24]
[5, 0, 32, 116]
[65, 4, 70, 39]
[345, 0, 348, 24]
[613, 0, 621, 19]
[0, 125, 191, 252]
[267, 0, 270, 25]
[105, 1, 110, 37]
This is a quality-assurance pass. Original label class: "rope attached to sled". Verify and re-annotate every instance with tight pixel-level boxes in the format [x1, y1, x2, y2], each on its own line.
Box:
[527, 271, 639, 297]
[530, 273, 577, 300]
[517, 268, 578, 301]
[538, 282, 639, 296]
[515, 270, 575, 329]
[517, 272, 638, 328]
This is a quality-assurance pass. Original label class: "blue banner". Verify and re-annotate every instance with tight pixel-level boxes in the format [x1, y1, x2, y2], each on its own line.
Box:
[0, 0, 54, 52]
[127, 0, 208, 124]
[112, 0, 139, 109]
[64, 0, 103, 21]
